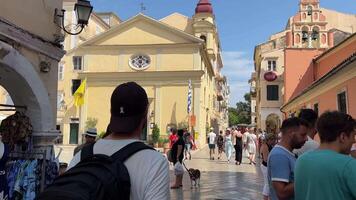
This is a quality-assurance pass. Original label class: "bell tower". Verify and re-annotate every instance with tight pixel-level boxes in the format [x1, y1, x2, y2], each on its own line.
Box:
[286, 0, 333, 48]
[193, 0, 218, 61]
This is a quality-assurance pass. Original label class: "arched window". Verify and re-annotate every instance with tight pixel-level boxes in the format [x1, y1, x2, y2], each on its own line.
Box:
[307, 6, 313, 16]
[312, 27, 319, 40]
[200, 35, 207, 43]
[302, 27, 309, 42]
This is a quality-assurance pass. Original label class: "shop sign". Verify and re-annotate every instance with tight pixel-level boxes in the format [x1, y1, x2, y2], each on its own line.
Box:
[264, 72, 277, 81]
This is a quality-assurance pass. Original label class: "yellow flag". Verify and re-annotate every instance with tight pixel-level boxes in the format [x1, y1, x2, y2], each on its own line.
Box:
[74, 79, 86, 107]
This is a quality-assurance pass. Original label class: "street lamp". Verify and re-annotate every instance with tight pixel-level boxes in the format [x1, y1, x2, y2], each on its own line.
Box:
[54, 0, 93, 35]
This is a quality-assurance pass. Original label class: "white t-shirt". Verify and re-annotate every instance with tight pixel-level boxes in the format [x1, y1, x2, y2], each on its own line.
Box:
[351, 144, 356, 151]
[208, 132, 216, 144]
[293, 135, 319, 156]
[68, 139, 170, 200]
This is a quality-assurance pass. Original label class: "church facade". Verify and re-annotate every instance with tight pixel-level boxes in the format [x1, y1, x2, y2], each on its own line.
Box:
[55, 0, 229, 160]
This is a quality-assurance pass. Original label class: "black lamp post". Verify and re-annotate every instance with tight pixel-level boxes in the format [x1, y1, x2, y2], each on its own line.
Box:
[55, 0, 93, 35]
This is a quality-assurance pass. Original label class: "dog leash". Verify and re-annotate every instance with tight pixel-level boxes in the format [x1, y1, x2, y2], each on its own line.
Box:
[182, 162, 193, 177]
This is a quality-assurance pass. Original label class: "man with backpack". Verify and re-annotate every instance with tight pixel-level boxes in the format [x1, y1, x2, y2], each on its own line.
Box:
[39, 82, 170, 200]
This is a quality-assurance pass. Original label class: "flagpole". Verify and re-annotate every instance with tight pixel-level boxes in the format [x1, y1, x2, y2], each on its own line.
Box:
[187, 79, 192, 134]
[73, 78, 86, 144]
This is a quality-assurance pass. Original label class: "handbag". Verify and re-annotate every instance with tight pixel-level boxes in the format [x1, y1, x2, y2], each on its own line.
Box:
[174, 162, 184, 175]
[166, 149, 173, 162]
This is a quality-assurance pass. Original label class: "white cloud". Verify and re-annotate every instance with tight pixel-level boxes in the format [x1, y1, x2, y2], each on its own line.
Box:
[221, 51, 254, 106]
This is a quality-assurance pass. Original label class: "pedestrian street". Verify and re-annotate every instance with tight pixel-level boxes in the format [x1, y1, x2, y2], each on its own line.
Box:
[170, 146, 264, 200]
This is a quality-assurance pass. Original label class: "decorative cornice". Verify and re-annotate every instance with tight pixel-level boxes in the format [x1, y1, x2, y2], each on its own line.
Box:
[0, 17, 65, 61]
[67, 43, 201, 54]
[78, 70, 205, 83]
[72, 13, 203, 51]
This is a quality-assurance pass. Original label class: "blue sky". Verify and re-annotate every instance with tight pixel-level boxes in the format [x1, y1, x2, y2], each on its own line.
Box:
[90, 0, 356, 106]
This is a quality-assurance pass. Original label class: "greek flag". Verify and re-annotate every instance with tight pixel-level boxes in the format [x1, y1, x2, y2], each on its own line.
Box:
[187, 79, 192, 114]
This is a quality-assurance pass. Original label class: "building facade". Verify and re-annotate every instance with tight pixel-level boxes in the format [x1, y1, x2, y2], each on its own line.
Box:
[56, 0, 229, 162]
[253, 0, 356, 133]
[0, 0, 65, 144]
[281, 34, 356, 117]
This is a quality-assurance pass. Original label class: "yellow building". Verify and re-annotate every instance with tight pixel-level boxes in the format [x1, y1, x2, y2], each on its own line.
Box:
[56, 0, 229, 161]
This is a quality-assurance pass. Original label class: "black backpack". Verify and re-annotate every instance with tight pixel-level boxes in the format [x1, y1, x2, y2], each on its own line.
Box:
[38, 141, 154, 200]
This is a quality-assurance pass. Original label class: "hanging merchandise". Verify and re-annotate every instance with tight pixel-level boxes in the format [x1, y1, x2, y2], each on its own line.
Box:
[0, 140, 9, 200]
[0, 112, 32, 150]
[6, 149, 58, 200]
[0, 104, 58, 199]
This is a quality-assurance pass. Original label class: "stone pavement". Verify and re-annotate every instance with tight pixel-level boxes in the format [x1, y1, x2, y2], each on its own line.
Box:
[170, 146, 264, 200]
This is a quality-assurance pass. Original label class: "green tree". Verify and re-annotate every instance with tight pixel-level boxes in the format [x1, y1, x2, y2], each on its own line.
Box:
[151, 123, 160, 144]
[228, 107, 239, 126]
[85, 117, 98, 130]
[177, 121, 188, 130]
[228, 93, 251, 126]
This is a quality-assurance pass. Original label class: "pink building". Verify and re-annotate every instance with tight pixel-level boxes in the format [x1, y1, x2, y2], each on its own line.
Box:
[252, 0, 356, 132]
[282, 33, 356, 117]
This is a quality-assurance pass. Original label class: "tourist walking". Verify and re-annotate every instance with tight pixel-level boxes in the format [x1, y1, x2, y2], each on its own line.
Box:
[224, 129, 234, 163]
[267, 117, 308, 200]
[246, 128, 257, 165]
[171, 129, 185, 189]
[183, 129, 193, 160]
[295, 111, 356, 200]
[169, 128, 178, 149]
[73, 128, 97, 156]
[260, 133, 276, 200]
[216, 130, 224, 160]
[42, 82, 170, 200]
[242, 128, 249, 158]
[293, 109, 319, 156]
[208, 128, 217, 160]
[234, 128, 243, 165]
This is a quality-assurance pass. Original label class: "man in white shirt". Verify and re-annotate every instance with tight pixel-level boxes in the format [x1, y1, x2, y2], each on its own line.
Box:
[68, 82, 169, 200]
[208, 128, 217, 160]
[294, 109, 319, 157]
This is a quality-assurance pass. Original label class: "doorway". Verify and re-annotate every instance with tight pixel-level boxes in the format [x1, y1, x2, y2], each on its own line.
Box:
[69, 123, 79, 144]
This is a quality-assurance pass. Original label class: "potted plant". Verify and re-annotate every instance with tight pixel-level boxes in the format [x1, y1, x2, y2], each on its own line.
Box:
[151, 123, 160, 148]
[158, 137, 165, 148]
[162, 137, 170, 153]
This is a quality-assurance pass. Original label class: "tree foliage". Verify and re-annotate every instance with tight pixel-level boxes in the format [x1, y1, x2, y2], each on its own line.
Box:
[151, 123, 160, 144]
[85, 117, 98, 130]
[228, 93, 251, 126]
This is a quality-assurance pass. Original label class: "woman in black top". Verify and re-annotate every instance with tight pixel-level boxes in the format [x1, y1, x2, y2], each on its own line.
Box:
[171, 129, 185, 189]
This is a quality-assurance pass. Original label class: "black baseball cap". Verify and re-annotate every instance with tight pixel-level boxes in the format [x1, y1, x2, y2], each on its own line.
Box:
[108, 82, 148, 133]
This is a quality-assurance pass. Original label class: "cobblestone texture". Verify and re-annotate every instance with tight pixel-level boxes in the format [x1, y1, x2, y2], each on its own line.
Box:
[170, 146, 264, 200]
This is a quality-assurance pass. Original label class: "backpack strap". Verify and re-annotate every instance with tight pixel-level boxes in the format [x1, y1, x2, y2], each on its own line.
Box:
[111, 141, 154, 162]
[80, 143, 95, 161]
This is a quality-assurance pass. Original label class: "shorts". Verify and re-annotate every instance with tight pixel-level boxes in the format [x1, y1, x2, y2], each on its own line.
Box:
[208, 144, 216, 149]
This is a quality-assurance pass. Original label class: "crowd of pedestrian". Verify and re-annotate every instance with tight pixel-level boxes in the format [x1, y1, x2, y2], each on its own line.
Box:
[265, 109, 356, 200]
[206, 126, 263, 166]
[37, 81, 356, 200]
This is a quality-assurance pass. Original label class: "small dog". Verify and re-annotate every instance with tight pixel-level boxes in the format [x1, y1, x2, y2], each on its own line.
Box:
[187, 168, 201, 188]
